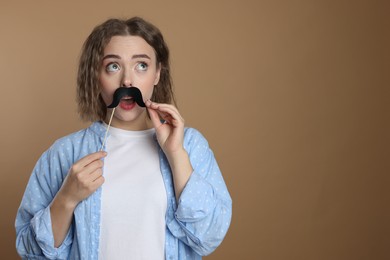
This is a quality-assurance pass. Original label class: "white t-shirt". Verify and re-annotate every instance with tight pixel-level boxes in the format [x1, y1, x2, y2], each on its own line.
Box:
[98, 126, 167, 260]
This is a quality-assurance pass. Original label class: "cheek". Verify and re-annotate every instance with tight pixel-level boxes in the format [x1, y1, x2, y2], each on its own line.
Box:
[141, 85, 155, 100]
[100, 90, 112, 105]
[99, 80, 114, 104]
[134, 76, 155, 98]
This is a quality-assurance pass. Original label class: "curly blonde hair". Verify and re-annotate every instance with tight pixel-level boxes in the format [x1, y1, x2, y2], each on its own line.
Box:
[77, 17, 175, 122]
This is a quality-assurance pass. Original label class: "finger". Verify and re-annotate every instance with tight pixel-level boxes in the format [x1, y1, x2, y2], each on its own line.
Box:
[155, 107, 184, 126]
[148, 101, 183, 123]
[155, 104, 184, 122]
[145, 99, 161, 110]
[75, 151, 107, 169]
[146, 100, 185, 129]
[146, 100, 179, 114]
[147, 106, 165, 128]
[82, 159, 104, 176]
[84, 174, 105, 193]
[150, 108, 175, 126]
[87, 168, 103, 182]
[91, 176, 105, 190]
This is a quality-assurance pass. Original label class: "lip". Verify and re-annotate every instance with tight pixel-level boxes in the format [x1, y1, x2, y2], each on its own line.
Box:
[119, 100, 136, 110]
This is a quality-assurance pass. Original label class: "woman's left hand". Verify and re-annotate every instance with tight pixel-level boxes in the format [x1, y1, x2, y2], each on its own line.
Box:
[146, 100, 185, 156]
[146, 99, 194, 200]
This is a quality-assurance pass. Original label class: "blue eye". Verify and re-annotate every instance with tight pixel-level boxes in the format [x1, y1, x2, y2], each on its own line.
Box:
[106, 63, 120, 72]
[136, 62, 148, 71]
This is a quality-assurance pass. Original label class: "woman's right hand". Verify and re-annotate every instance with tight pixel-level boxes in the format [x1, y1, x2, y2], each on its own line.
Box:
[51, 151, 106, 247]
[56, 151, 107, 208]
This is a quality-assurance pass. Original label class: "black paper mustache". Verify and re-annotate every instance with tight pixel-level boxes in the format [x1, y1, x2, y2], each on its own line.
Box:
[107, 87, 146, 108]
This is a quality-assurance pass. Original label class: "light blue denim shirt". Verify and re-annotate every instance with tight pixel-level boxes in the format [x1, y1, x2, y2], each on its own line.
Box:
[15, 122, 232, 259]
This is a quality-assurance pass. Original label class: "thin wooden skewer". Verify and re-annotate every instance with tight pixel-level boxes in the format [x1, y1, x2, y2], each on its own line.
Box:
[100, 107, 116, 151]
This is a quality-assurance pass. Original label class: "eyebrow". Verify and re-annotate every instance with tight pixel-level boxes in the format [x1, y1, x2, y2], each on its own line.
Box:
[132, 54, 151, 59]
[102, 54, 151, 60]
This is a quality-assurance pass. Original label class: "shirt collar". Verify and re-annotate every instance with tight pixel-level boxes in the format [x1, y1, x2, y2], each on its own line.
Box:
[89, 121, 108, 139]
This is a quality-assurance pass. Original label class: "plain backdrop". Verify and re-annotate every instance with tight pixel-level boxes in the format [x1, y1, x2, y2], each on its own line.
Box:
[1, 0, 389, 259]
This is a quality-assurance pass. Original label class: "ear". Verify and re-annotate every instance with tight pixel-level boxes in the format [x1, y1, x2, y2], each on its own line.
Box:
[154, 62, 161, 85]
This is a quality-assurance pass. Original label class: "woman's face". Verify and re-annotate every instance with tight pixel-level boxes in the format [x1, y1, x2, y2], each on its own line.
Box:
[99, 35, 160, 130]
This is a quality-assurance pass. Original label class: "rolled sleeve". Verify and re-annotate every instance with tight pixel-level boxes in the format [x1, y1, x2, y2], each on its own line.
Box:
[166, 128, 232, 256]
[175, 172, 217, 221]
[30, 206, 73, 259]
[16, 147, 73, 259]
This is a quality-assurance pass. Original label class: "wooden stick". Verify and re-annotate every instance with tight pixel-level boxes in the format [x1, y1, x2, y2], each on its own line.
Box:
[100, 107, 115, 151]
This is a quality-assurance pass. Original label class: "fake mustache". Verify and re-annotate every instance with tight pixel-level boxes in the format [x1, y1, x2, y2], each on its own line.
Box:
[107, 86, 146, 108]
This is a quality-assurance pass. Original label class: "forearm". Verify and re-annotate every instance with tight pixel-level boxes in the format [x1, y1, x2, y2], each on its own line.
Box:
[50, 193, 77, 248]
[166, 148, 193, 201]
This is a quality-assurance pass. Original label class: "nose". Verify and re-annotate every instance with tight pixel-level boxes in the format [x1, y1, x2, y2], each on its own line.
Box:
[121, 69, 132, 87]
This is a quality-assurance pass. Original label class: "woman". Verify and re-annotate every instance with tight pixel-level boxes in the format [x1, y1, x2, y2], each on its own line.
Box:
[15, 17, 232, 259]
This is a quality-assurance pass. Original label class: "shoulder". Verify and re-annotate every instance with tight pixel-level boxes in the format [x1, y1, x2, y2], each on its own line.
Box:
[183, 127, 210, 152]
[184, 127, 207, 142]
[47, 122, 101, 155]
[50, 128, 88, 150]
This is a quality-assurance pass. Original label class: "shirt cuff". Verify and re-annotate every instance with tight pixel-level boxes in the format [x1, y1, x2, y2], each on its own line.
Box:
[31, 206, 73, 259]
[175, 172, 217, 221]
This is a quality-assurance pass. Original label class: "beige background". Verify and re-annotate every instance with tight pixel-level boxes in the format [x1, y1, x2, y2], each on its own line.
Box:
[1, 0, 389, 259]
